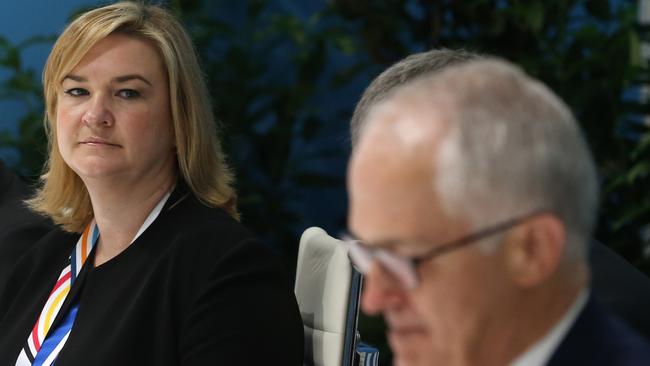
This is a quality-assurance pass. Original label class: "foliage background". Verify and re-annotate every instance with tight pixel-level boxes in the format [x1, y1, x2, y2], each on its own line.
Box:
[1, 0, 649, 364]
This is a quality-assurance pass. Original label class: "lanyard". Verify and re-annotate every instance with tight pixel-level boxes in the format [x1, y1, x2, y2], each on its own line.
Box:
[15, 191, 170, 366]
[15, 222, 98, 366]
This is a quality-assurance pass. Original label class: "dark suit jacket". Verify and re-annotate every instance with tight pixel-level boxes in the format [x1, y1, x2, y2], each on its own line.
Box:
[548, 296, 650, 365]
[590, 241, 650, 340]
[0, 183, 304, 365]
[0, 160, 52, 293]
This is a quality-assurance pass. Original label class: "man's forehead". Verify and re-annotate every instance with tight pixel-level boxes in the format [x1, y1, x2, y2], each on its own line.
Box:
[348, 88, 454, 244]
[358, 91, 450, 159]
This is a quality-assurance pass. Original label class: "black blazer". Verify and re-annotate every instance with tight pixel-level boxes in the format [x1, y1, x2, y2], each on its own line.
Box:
[548, 296, 650, 365]
[0, 184, 304, 365]
[590, 241, 650, 340]
[0, 160, 52, 293]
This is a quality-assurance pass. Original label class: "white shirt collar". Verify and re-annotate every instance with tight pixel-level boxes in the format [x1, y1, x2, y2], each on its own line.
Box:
[509, 289, 589, 366]
[130, 190, 171, 244]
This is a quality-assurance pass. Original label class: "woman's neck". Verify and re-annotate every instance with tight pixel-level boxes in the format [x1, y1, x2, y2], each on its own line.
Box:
[85, 170, 176, 267]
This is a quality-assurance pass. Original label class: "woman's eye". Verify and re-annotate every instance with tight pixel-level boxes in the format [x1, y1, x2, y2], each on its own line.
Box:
[118, 89, 141, 99]
[64, 88, 89, 97]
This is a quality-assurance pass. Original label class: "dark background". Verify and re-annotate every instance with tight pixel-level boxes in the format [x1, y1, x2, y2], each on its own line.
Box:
[1, 1, 649, 364]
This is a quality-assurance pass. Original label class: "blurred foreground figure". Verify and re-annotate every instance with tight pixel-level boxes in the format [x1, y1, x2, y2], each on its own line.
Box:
[347, 59, 650, 366]
[350, 49, 650, 341]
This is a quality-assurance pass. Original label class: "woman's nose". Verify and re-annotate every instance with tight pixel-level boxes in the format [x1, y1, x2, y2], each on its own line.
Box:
[82, 95, 114, 127]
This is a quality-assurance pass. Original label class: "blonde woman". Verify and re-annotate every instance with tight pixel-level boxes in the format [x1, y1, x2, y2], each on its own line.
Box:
[0, 2, 303, 365]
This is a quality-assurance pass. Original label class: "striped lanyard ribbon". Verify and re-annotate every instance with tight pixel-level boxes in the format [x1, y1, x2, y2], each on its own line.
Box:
[15, 190, 170, 366]
[15, 221, 99, 366]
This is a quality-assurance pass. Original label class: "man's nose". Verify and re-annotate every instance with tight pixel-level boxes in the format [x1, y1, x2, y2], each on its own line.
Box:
[82, 94, 114, 127]
[361, 261, 407, 315]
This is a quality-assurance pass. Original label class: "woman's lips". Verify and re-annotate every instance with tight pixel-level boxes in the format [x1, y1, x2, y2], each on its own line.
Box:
[80, 137, 120, 147]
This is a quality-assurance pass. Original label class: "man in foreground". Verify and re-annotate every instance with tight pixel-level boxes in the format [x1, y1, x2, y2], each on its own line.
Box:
[347, 59, 650, 365]
[349, 49, 650, 341]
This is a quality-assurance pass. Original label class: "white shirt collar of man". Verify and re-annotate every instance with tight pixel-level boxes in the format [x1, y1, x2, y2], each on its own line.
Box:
[509, 289, 589, 366]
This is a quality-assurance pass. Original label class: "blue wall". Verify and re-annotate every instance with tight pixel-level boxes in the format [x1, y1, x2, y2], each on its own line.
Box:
[0, 0, 104, 162]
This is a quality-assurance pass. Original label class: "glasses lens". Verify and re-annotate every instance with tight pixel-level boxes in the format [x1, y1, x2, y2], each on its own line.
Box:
[347, 240, 373, 273]
[376, 250, 418, 289]
[346, 239, 418, 289]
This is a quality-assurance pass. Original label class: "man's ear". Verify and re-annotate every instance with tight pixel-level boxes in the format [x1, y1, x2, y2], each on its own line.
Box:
[503, 214, 566, 288]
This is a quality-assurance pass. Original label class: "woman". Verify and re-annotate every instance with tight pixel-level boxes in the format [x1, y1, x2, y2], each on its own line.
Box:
[0, 2, 304, 365]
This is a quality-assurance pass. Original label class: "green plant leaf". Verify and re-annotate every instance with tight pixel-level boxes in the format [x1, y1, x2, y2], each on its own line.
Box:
[626, 161, 650, 184]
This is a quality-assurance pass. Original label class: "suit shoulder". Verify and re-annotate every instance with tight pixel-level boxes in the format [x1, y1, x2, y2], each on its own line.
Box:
[549, 297, 650, 365]
[154, 193, 269, 261]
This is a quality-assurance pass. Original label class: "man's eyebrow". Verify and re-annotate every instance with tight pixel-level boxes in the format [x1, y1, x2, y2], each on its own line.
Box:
[62, 74, 152, 86]
[346, 230, 400, 250]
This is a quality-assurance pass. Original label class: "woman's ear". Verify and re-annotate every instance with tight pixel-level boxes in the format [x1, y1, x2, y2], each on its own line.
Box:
[504, 213, 566, 288]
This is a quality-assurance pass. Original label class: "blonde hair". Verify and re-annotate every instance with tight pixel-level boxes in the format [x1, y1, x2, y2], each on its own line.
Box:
[30, 1, 238, 232]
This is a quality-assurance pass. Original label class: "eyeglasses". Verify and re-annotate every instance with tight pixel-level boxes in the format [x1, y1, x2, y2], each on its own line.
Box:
[343, 209, 546, 289]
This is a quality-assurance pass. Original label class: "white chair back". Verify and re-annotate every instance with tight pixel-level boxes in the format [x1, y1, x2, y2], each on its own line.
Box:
[295, 227, 360, 366]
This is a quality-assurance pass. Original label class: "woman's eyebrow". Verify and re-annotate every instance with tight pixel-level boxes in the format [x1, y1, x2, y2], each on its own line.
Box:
[63, 74, 86, 82]
[61, 74, 152, 86]
[112, 74, 152, 86]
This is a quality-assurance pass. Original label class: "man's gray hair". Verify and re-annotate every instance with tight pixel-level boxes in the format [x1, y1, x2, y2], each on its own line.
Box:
[350, 48, 481, 146]
[410, 59, 599, 262]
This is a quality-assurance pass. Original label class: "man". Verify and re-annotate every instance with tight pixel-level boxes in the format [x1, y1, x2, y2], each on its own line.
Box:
[0, 160, 52, 292]
[347, 59, 650, 365]
[350, 49, 650, 341]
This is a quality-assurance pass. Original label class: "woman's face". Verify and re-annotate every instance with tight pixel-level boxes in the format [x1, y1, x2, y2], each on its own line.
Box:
[56, 33, 175, 184]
